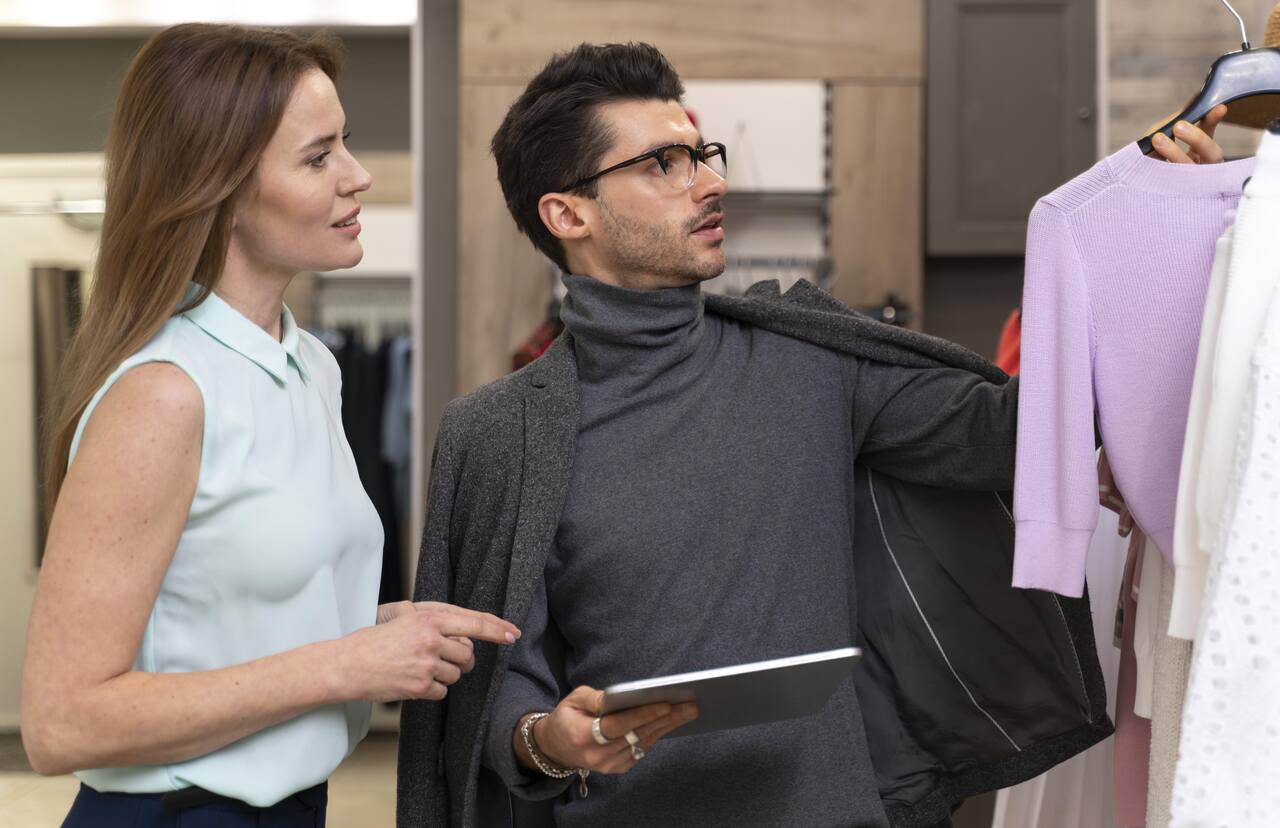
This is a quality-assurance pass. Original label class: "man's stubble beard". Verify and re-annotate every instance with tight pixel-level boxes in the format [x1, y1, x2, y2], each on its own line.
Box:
[597, 198, 725, 288]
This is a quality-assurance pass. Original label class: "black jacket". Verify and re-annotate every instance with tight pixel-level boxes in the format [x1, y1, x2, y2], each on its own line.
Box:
[396, 280, 1112, 828]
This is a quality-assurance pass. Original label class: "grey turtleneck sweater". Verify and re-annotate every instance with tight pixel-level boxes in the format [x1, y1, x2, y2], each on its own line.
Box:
[482, 274, 1014, 827]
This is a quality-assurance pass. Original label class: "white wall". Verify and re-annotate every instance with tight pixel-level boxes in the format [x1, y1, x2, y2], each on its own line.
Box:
[0, 155, 104, 731]
[682, 80, 827, 193]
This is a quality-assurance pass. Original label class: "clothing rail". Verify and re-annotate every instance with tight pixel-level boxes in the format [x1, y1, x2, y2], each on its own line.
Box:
[0, 199, 104, 216]
[312, 274, 412, 343]
[0, 199, 105, 232]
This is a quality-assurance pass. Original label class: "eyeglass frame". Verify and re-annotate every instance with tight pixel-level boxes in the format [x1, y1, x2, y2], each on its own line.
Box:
[560, 141, 728, 193]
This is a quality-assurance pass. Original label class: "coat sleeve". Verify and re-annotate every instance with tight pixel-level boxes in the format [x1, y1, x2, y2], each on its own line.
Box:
[1011, 199, 1098, 598]
[396, 404, 463, 827]
[852, 360, 1019, 493]
[481, 574, 575, 800]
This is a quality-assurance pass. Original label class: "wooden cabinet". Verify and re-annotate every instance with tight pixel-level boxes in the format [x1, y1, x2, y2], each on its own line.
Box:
[926, 0, 1096, 255]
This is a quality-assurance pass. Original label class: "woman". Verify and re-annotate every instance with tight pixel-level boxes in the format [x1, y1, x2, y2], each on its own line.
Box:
[19, 23, 518, 826]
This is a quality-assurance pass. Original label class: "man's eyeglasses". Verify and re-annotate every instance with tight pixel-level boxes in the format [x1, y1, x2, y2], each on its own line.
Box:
[562, 142, 728, 193]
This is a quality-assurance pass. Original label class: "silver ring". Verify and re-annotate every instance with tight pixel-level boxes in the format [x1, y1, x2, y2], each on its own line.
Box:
[624, 729, 644, 760]
[591, 717, 611, 745]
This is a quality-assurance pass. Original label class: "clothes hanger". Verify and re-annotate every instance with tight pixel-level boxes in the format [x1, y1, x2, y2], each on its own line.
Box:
[1137, 0, 1280, 154]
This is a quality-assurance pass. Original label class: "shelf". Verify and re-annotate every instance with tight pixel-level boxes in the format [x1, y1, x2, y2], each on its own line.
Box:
[722, 190, 830, 209]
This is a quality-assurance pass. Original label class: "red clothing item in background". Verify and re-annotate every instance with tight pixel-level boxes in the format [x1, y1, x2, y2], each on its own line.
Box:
[512, 319, 564, 372]
[995, 308, 1021, 376]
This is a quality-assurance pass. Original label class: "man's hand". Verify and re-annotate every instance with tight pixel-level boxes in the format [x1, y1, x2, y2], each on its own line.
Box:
[515, 686, 698, 776]
[1148, 104, 1229, 164]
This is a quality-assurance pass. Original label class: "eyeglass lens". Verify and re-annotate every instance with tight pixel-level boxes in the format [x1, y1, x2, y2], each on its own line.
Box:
[660, 145, 727, 189]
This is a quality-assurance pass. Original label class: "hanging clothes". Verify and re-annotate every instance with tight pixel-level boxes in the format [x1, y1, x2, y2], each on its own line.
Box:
[320, 328, 405, 606]
[994, 308, 1021, 376]
[1146, 557, 1191, 827]
[1131, 542, 1163, 720]
[1113, 530, 1153, 828]
[513, 317, 564, 371]
[1013, 142, 1255, 597]
[1168, 225, 1238, 640]
[1170, 129, 1280, 826]
[381, 334, 413, 530]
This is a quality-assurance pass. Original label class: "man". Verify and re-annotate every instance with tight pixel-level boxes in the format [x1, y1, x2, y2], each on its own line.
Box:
[397, 42, 1219, 827]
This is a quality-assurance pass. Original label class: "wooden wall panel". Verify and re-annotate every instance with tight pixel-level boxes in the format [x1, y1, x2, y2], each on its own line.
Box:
[829, 82, 923, 325]
[358, 151, 412, 204]
[461, 0, 923, 82]
[457, 84, 555, 393]
[1106, 0, 1274, 156]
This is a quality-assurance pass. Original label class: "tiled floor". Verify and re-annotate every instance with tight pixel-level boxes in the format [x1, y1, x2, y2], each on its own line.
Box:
[0, 732, 399, 828]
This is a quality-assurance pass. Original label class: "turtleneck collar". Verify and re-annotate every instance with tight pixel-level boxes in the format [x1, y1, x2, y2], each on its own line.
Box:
[559, 273, 707, 390]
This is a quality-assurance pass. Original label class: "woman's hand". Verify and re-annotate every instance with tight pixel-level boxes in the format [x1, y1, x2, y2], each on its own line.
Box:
[336, 602, 520, 703]
[516, 686, 698, 776]
[1148, 103, 1229, 164]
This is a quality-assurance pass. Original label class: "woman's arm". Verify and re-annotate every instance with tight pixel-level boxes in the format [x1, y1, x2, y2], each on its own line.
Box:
[20, 363, 516, 776]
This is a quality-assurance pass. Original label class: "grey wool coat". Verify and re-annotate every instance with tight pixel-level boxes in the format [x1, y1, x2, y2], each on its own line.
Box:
[396, 280, 1113, 828]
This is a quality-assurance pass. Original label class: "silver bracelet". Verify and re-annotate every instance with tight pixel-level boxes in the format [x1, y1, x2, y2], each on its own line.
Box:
[520, 712, 590, 798]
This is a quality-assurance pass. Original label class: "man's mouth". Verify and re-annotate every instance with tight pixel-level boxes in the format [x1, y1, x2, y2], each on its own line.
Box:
[691, 213, 725, 241]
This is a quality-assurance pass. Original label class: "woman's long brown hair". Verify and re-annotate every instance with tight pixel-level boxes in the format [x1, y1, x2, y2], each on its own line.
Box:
[42, 23, 342, 513]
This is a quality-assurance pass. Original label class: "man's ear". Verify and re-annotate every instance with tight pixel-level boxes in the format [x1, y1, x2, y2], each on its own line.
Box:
[538, 192, 592, 242]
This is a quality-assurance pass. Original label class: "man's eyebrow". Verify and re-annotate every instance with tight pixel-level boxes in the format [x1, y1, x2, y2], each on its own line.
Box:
[632, 137, 701, 154]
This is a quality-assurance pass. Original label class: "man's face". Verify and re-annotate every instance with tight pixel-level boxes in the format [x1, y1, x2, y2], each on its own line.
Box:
[575, 99, 729, 290]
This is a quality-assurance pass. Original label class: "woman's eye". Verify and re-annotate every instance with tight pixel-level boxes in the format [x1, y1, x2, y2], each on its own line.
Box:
[308, 151, 331, 168]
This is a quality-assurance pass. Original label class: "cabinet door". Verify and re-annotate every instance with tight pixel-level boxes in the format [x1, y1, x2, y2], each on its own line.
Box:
[927, 0, 1096, 255]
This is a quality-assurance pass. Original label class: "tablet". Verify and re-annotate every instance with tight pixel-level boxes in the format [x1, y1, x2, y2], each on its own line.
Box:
[599, 647, 861, 739]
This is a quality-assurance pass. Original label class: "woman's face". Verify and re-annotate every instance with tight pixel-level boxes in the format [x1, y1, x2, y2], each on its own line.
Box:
[230, 68, 373, 279]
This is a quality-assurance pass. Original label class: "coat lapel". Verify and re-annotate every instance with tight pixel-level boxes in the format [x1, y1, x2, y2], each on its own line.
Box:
[500, 334, 582, 630]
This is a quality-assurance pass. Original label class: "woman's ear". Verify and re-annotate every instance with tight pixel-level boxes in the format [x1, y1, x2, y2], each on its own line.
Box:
[538, 193, 592, 242]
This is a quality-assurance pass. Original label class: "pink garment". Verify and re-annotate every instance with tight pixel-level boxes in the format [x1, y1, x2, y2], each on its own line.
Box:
[1114, 530, 1152, 827]
[1014, 142, 1255, 596]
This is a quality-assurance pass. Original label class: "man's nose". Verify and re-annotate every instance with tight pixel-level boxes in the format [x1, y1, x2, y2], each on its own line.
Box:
[691, 161, 728, 201]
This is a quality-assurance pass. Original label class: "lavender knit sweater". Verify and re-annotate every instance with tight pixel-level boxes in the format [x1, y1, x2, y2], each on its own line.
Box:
[1013, 141, 1255, 597]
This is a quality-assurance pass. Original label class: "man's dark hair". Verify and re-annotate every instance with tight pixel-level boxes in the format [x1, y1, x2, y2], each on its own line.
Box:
[490, 42, 685, 273]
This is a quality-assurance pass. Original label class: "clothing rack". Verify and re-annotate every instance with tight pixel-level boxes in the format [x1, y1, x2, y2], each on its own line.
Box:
[0, 198, 104, 215]
[0, 199, 104, 232]
[311, 274, 411, 343]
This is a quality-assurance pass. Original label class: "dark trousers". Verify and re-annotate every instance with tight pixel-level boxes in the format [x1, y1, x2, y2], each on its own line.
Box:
[62, 782, 327, 827]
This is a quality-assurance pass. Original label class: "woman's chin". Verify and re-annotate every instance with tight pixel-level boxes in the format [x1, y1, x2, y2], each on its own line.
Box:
[319, 247, 365, 273]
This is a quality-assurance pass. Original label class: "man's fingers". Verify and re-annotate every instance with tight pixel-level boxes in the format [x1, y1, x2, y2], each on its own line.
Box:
[635, 703, 699, 747]
[1151, 131, 1193, 164]
[599, 702, 674, 740]
[1201, 103, 1228, 139]
[1174, 119, 1225, 164]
